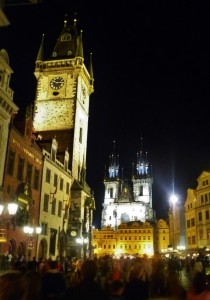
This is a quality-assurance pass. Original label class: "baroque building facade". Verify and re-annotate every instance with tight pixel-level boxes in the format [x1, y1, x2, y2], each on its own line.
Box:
[185, 171, 210, 253]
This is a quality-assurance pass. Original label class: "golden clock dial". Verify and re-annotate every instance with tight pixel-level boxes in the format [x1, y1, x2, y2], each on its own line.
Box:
[50, 76, 64, 90]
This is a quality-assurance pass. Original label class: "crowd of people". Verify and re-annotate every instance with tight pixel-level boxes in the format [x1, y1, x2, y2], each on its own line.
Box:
[1, 251, 210, 299]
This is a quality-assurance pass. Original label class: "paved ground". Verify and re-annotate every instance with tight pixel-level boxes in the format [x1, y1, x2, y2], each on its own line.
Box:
[149, 270, 191, 300]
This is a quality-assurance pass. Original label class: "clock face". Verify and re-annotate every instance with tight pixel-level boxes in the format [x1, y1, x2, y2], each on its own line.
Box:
[50, 76, 64, 90]
[70, 230, 77, 237]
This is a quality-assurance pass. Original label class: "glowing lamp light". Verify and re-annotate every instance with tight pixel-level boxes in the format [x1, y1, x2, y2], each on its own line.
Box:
[7, 202, 18, 215]
[35, 226, 42, 234]
[170, 194, 178, 205]
[24, 225, 42, 235]
[0, 204, 4, 215]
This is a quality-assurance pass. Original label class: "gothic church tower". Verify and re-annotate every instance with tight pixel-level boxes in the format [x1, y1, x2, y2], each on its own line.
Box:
[33, 17, 94, 182]
[101, 139, 156, 229]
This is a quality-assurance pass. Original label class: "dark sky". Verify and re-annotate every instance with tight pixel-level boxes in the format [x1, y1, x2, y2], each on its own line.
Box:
[1, 0, 210, 228]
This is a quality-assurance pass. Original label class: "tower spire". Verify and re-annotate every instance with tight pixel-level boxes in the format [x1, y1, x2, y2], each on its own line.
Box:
[36, 33, 44, 62]
[108, 141, 119, 179]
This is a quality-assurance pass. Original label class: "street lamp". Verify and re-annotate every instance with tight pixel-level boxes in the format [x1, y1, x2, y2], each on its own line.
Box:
[23, 225, 42, 260]
[169, 194, 178, 251]
[0, 201, 18, 217]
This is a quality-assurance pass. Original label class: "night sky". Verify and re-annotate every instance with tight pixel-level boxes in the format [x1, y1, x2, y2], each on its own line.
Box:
[1, 0, 210, 228]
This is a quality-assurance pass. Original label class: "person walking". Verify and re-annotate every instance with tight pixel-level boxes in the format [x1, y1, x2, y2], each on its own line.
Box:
[124, 261, 149, 300]
[74, 259, 110, 300]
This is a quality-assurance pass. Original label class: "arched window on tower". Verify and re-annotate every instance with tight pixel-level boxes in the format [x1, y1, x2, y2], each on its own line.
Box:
[110, 188, 113, 198]
[139, 186, 143, 196]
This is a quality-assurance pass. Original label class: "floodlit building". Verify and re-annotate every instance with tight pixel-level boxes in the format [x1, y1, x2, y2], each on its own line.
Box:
[101, 139, 156, 229]
[33, 16, 95, 259]
[93, 221, 154, 258]
[185, 171, 210, 253]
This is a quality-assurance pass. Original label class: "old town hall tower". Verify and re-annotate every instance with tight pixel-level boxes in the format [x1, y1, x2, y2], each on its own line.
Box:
[33, 17, 94, 183]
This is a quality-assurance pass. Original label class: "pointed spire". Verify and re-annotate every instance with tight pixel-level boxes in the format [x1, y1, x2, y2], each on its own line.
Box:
[36, 34, 44, 62]
[89, 52, 94, 80]
[136, 136, 151, 177]
[108, 141, 119, 180]
[76, 29, 84, 58]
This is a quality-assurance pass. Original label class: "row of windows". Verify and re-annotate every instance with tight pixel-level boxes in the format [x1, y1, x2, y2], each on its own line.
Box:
[95, 243, 152, 250]
[94, 236, 152, 241]
[45, 168, 70, 194]
[119, 229, 152, 233]
[187, 211, 210, 228]
[7, 150, 40, 190]
[43, 194, 68, 218]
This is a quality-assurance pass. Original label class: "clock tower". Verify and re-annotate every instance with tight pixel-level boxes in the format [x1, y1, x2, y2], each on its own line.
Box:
[33, 17, 94, 181]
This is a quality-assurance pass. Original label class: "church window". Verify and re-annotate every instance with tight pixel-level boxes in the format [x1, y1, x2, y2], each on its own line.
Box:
[110, 188, 113, 198]
[139, 186, 143, 196]
[17, 156, 24, 181]
[7, 149, 15, 176]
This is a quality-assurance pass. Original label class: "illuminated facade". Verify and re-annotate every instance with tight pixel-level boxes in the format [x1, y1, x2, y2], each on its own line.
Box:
[185, 171, 210, 252]
[101, 139, 156, 228]
[0, 49, 18, 189]
[2, 107, 43, 259]
[37, 138, 73, 260]
[32, 17, 94, 258]
[155, 219, 170, 253]
[93, 221, 154, 257]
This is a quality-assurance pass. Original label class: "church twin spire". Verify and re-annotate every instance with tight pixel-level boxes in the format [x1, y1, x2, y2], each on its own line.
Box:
[105, 137, 152, 180]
